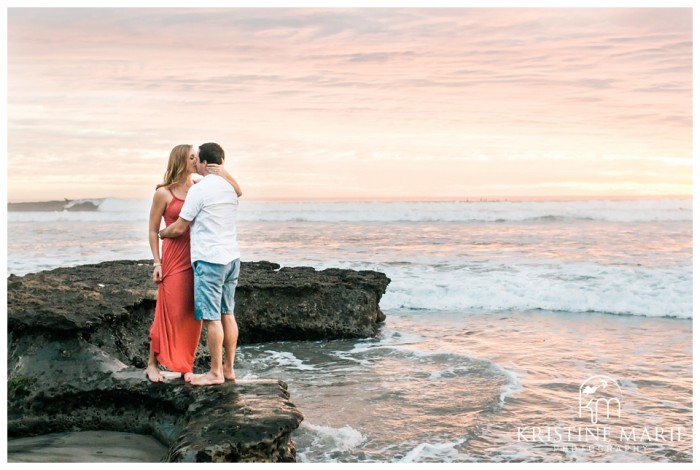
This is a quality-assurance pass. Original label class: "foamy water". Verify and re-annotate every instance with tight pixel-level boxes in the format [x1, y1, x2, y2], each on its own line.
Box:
[6, 198, 693, 462]
[236, 309, 692, 462]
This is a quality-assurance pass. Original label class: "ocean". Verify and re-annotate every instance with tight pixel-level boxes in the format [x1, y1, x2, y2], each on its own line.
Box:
[6, 198, 693, 462]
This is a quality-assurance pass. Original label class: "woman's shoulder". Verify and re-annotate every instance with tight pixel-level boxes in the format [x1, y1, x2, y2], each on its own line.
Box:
[155, 185, 172, 195]
[152, 186, 172, 202]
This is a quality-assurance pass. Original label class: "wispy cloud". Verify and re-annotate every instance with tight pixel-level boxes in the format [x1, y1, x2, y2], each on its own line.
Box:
[7, 7, 692, 201]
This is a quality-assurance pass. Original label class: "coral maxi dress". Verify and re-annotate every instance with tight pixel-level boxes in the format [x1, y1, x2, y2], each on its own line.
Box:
[149, 190, 202, 373]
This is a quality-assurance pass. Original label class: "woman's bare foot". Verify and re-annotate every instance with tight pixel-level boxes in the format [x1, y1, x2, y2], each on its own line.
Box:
[146, 365, 164, 383]
[182, 372, 195, 383]
[189, 372, 225, 386]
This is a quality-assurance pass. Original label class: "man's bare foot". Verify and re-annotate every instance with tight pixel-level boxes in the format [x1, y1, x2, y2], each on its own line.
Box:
[223, 367, 236, 382]
[189, 372, 225, 386]
[182, 372, 195, 383]
[146, 365, 164, 383]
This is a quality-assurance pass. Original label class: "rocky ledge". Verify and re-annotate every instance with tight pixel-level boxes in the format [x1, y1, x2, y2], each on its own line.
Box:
[9, 349, 301, 462]
[7, 260, 390, 462]
[8, 260, 390, 344]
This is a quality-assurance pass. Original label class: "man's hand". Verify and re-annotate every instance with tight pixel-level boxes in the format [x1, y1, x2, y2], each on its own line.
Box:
[160, 217, 190, 239]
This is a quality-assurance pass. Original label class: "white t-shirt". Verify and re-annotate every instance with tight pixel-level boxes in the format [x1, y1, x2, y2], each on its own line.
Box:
[179, 174, 240, 264]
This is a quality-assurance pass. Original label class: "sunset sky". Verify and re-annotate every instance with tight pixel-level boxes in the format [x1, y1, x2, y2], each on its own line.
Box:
[6, 6, 693, 202]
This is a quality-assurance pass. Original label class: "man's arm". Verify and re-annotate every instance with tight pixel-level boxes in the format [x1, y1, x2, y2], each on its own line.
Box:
[159, 217, 190, 239]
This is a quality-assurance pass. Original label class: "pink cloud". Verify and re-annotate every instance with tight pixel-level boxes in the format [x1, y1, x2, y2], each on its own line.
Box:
[7, 8, 692, 201]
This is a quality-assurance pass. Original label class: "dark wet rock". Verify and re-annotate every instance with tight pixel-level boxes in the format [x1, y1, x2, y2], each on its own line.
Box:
[7, 334, 303, 462]
[7, 259, 390, 339]
[236, 261, 390, 342]
[7, 259, 390, 462]
[7, 260, 390, 368]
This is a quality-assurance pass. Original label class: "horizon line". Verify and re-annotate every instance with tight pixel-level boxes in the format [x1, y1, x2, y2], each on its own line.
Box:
[6, 193, 693, 205]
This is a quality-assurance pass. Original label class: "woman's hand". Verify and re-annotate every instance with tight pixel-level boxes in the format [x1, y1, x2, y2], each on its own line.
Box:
[206, 164, 242, 197]
[153, 265, 163, 283]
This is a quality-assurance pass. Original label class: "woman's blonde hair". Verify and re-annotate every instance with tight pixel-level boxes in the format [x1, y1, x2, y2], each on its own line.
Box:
[156, 144, 192, 190]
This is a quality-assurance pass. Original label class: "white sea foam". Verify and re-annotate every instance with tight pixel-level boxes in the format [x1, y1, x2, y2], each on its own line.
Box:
[398, 438, 469, 463]
[428, 368, 454, 380]
[295, 422, 365, 462]
[264, 351, 317, 371]
[490, 363, 523, 404]
[380, 262, 691, 318]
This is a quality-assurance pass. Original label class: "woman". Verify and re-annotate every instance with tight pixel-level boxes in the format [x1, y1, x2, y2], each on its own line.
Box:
[146, 144, 242, 382]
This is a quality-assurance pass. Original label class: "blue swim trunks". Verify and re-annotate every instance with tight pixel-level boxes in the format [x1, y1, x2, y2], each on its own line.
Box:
[193, 259, 240, 321]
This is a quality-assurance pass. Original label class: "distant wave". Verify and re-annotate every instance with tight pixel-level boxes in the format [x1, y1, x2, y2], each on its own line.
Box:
[7, 198, 152, 222]
[8, 198, 104, 212]
[239, 199, 692, 223]
[8, 197, 691, 223]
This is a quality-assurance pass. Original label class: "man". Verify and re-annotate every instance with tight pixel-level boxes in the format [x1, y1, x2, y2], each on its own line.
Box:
[159, 142, 241, 386]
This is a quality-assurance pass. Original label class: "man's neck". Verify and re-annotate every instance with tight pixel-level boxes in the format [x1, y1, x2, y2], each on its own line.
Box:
[199, 166, 215, 177]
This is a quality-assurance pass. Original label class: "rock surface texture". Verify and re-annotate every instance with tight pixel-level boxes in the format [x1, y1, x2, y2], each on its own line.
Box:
[7, 260, 390, 462]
